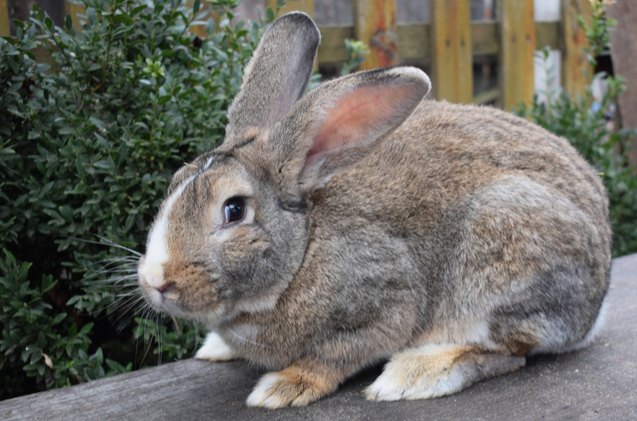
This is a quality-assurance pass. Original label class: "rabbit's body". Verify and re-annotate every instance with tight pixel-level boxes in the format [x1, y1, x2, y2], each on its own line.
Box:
[138, 13, 611, 408]
[211, 98, 610, 373]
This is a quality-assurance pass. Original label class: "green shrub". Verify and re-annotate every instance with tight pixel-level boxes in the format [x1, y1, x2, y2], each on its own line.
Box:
[0, 0, 264, 399]
[519, 70, 637, 257]
[518, 2, 637, 257]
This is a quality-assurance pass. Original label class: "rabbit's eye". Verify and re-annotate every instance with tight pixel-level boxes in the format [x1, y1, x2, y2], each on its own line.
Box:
[223, 197, 246, 224]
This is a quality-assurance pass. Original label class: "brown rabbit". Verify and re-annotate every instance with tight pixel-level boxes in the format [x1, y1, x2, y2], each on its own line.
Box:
[137, 12, 611, 408]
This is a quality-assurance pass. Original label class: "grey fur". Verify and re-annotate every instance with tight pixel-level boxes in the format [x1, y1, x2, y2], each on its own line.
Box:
[138, 13, 611, 408]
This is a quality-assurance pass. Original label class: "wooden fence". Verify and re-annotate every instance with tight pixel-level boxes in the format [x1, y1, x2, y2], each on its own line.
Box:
[0, 0, 593, 109]
[272, 0, 592, 109]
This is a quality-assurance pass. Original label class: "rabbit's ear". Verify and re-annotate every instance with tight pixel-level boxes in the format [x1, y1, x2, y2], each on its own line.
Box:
[272, 67, 431, 199]
[226, 12, 320, 135]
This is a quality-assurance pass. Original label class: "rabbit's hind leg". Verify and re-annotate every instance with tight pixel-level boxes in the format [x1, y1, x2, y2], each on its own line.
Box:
[365, 344, 525, 401]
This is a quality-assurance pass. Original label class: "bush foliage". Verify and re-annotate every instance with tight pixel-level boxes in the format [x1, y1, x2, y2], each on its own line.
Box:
[518, 2, 637, 256]
[0, 0, 263, 399]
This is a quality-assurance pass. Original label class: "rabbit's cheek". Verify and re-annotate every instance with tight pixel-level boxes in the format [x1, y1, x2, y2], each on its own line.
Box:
[162, 264, 222, 311]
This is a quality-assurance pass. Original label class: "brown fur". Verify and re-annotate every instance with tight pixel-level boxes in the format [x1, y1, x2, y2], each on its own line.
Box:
[138, 13, 612, 408]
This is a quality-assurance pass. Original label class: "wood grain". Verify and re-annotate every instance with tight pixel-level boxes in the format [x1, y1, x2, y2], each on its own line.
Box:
[353, 0, 398, 69]
[607, 0, 637, 167]
[560, 0, 592, 97]
[499, 0, 536, 110]
[64, 1, 85, 32]
[0, 0, 10, 37]
[430, 0, 473, 103]
[268, 0, 314, 16]
[317, 22, 559, 65]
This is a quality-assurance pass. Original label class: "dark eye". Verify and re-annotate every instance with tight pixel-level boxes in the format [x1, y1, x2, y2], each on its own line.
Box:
[223, 197, 246, 224]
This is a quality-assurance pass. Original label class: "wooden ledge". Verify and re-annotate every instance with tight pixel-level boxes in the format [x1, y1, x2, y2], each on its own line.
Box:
[1, 254, 636, 420]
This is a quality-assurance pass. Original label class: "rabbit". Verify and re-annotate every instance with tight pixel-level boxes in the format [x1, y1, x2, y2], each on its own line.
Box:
[137, 12, 611, 408]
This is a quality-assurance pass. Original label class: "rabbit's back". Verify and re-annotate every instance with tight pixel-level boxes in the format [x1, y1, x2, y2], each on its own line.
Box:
[389, 100, 605, 221]
[312, 99, 611, 352]
[318, 100, 610, 245]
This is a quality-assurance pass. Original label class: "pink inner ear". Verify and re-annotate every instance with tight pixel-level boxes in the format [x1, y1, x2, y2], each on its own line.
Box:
[306, 84, 413, 161]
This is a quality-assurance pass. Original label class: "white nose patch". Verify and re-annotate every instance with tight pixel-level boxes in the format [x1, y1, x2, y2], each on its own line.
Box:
[141, 262, 165, 289]
[140, 174, 197, 288]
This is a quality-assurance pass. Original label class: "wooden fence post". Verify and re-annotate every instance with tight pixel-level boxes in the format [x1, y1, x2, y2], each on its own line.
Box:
[561, 0, 592, 97]
[430, 0, 472, 103]
[353, 0, 398, 69]
[608, 0, 637, 168]
[499, 0, 535, 111]
[0, 0, 10, 37]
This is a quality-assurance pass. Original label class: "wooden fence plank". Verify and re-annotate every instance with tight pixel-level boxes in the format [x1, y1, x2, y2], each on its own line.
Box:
[64, 1, 85, 31]
[536, 21, 559, 50]
[268, 0, 314, 16]
[317, 25, 354, 64]
[608, 0, 637, 168]
[398, 23, 430, 61]
[472, 21, 498, 56]
[318, 22, 559, 65]
[499, 0, 536, 110]
[0, 0, 10, 37]
[561, 0, 592, 97]
[430, 0, 472, 102]
[185, 0, 211, 39]
[353, 0, 398, 69]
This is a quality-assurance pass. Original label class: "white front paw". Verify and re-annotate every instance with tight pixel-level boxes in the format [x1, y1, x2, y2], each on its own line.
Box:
[365, 368, 408, 401]
[194, 331, 236, 362]
[365, 346, 468, 401]
[246, 373, 287, 408]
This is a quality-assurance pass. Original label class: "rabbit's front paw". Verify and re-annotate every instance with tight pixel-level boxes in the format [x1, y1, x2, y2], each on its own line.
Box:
[194, 331, 236, 362]
[246, 365, 339, 408]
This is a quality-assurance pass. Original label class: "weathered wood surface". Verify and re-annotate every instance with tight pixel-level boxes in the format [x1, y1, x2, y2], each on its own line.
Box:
[65, 1, 84, 31]
[607, 0, 637, 167]
[353, 0, 398, 69]
[317, 21, 560, 65]
[499, 0, 536, 110]
[0, 0, 10, 37]
[430, 0, 473, 103]
[1, 253, 636, 420]
[560, 0, 592, 97]
[268, 0, 314, 16]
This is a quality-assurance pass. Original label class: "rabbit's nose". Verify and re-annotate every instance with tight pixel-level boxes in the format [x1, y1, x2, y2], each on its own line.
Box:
[156, 281, 175, 294]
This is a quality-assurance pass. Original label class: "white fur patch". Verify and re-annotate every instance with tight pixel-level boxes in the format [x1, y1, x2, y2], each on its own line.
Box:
[140, 175, 196, 288]
[246, 372, 287, 408]
[572, 297, 609, 351]
[367, 343, 526, 401]
[421, 318, 496, 349]
[366, 344, 468, 401]
[194, 331, 236, 362]
[366, 365, 466, 401]
[203, 156, 215, 170]
[464, 319, 493, 346]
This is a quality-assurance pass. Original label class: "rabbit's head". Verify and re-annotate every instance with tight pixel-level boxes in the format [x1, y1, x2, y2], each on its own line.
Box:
[137, 12, 430, 325]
